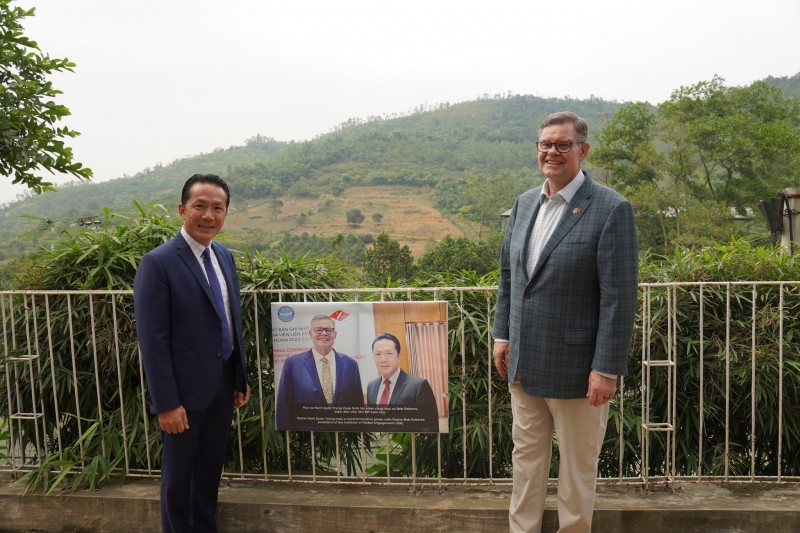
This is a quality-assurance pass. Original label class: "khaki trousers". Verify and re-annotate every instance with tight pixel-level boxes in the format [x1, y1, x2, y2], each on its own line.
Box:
[508, 378, 609, 533]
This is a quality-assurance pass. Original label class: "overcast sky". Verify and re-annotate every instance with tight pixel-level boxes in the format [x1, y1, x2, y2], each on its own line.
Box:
[2, 0, 799, 205]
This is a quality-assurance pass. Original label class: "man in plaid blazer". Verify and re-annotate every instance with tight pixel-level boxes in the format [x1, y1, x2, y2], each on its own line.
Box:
[493, 112, 638, 532]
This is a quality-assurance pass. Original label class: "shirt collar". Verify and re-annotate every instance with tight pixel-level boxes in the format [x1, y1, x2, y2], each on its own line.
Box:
[383, 368, 401, 384]
[181, 227, 211, 258]
[313, 348, 334, 363]
[541, 171, 585, 204]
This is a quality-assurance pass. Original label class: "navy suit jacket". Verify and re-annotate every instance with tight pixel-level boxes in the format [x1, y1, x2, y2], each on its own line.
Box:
[134, 234, 248, 414]
[493, 173, 639, 399]
[367, 369, 439, 431]
[275, 349, 363, 429]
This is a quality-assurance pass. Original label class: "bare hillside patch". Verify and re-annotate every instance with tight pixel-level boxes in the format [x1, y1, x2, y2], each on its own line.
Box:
[224, 185, 476, 256]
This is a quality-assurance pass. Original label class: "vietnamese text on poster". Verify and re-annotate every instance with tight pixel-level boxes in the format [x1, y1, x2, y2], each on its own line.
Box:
[271, 301, 449, 433]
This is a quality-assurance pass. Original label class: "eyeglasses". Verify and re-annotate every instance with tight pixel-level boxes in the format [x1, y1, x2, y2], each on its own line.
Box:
[536, 140, 583, 153]
[312, 327, 335, 334]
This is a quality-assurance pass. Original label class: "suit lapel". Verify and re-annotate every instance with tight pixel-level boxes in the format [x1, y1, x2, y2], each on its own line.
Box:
[303, 352, 324, 395]
[528, 176, 595, 282]
[392, 370, 408, 401]
[174, 235, 217, 306]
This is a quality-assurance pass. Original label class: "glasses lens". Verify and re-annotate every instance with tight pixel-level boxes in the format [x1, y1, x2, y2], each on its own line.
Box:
[537, 142, 552, 152]
[313, 327, 334, 334]
[556, 141, 573, 153]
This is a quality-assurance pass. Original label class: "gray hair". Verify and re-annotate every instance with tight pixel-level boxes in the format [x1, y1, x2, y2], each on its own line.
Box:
[539, 111, 589, 143]
[309, 314, 334, 328]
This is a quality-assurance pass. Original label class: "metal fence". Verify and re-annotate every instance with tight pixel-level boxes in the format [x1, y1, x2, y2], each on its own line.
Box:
[1, 283, 799, 487]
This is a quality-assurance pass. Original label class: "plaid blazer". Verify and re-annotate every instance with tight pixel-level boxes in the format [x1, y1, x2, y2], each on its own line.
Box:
[493, 173, 639, 399]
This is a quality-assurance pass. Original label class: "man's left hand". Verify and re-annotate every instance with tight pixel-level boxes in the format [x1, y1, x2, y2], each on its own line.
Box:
[586, 371, 616, 407]
[234, 384, 251, 409]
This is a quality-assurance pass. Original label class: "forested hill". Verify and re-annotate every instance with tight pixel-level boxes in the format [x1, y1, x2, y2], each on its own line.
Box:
[0, 94, 625, 255]
[764, 72, 800, 98]
[1, 73, 796, 258]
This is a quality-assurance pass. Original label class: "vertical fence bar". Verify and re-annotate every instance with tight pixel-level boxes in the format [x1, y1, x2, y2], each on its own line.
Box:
[724, 284, 731, 481]
[285, 431, 292, 480]
[750, 285, 757, 481]
[698, 285, 705, 480]
[641, 286, 649, 482]
[66, 295, 85, 461]
[486, 290, 495, 484]
[44, 295, 63, 455]
[22, 294, 43, 463]
[31, 295, 47, 468]
[671, 286, 677, 482]
[384, 432, 391, 483]
[459, 290, 467, 483]
[1, 294, 16, 470]
[111, 295, 131, 473]
[253, 293, 268, 480]
[310, 431, 317, 481]
[778, 284, 784, 482]
[335, 432, 341, 482]
[88, 295, 106, 458]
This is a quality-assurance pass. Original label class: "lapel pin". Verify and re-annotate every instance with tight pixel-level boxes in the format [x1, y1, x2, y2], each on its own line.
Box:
[572, 208, 581, 215]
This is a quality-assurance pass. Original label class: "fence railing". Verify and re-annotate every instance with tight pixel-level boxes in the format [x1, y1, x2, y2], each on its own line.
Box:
[1, 283, 799, 487]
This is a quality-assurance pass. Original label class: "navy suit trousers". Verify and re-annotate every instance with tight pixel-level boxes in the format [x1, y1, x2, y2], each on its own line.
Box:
[160, 359, 235, 533]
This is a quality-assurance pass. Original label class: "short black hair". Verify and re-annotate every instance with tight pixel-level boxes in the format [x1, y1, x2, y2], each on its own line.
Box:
[372, 332, 401, 353]
[181, 174, 230, 207]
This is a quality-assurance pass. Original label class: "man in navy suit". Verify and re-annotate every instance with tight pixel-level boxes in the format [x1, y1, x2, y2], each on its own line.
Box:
[366, 332, 439, 432]
[135, 174, 250, 533]
[275, 314, 363, 430]
[493, 112, 638, 532]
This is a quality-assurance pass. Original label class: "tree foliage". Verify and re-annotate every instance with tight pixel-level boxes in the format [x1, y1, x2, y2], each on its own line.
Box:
[416, 233, 501, 279]
[360, 232, 415, 286]
[345, 208, 365, 227]
[460, 170, 524, 238]
[591, 77, 800, 252]
[0, 1, 92, 193]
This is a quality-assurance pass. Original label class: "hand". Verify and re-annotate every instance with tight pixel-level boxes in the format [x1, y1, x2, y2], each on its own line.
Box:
[158, 406, 189, 434]
[493, 341, 509, 379]
[234, 384, 251, 409]
[586, 370, 616, 407]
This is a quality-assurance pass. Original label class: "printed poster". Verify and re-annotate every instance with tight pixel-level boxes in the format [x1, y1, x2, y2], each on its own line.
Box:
[271, 301, 449, 433]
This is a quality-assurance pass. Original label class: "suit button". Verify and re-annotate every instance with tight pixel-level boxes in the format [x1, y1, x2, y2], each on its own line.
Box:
[216, 351, 222, 357]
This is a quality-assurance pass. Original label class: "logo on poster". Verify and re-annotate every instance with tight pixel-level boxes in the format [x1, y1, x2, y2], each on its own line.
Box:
[277, 306, 295, 322]
[330, 310, 350, 321]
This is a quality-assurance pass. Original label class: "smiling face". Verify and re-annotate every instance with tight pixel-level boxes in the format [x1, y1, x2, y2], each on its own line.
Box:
[372, 338, 401, 379]
[178, 182, 228, 247]
[309, 317, 337, 355]
[537, 123, 590, 193]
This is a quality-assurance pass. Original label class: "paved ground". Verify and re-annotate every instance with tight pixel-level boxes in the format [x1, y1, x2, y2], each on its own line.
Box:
[1, 472, 799, 532]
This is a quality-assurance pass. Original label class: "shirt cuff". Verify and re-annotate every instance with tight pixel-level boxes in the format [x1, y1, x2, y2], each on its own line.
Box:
[594, 370, 617, 380]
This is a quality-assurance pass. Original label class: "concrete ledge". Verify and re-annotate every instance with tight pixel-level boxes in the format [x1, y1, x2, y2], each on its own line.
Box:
[2, 473, 799, 532]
